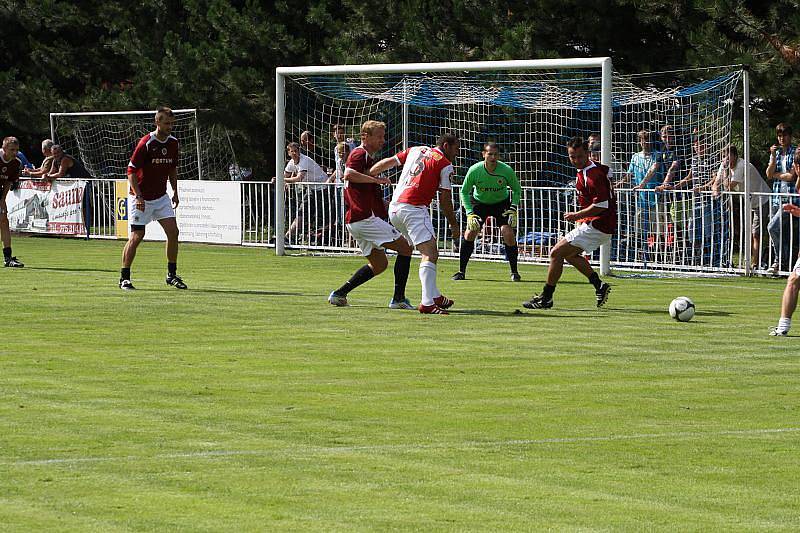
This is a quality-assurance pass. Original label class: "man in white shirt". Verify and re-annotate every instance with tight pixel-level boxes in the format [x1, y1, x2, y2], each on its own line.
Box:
[715, 144, 771, 269]
[280, 142, 330, 243]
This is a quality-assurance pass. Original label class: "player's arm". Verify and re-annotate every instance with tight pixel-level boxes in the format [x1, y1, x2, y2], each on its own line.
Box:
[0, 180, 10, 203]
[343, 167, 389, 185]
[369, 156, 400, 177]
[169, 167, 179, 208]
[507, 167, 522, 206]
[438, 188, 460, 240]
[459, 169, 476, 213]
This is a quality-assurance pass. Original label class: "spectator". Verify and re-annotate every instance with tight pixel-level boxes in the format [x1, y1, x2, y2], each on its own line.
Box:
[622, 129, 662, 260]
[278, 141, 329, 243]
[46, 145, 90, 180]
[300, 130, 315, 156]
[331, 124, 357, 183]
[717, 144, 771, 269]
[765, 123, 798, 275]
[22, 139, 55, 179]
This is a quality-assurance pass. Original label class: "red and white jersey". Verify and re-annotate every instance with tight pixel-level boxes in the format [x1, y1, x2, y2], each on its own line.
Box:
[344, 145, 389, 224]
[128, 132, 180, 200]
[390, 146, 453, 208]
[0, 150, 22, 184]
[575, 161, 617, 235]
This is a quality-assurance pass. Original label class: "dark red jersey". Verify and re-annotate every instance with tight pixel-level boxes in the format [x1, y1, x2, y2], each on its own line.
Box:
[343, 145, 388, 223]
[0, 151, 22, 185]
[576, 161, 617, 234]
[128, 132, 179, 200]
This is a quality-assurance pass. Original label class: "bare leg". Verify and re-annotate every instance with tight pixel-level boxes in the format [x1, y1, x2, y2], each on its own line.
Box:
[122, 229, 145, 268]
[158, 217, 179, 263]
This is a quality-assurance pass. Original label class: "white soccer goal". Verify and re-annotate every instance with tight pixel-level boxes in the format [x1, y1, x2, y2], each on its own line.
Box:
[276, 59, 751, 276]
[50, 109, 239, 181]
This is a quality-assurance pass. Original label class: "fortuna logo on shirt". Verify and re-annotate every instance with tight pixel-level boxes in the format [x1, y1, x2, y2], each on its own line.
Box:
[162, 148, 168, 155]
[1, 167, 5, 173]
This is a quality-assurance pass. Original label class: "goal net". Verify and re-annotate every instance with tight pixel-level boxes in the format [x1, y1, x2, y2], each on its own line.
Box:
[277, 60, 744, 275]
[50, 109, 239, 181]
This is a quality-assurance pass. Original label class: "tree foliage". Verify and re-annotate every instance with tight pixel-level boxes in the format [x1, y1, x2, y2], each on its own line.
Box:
[3, 0, 800, 174]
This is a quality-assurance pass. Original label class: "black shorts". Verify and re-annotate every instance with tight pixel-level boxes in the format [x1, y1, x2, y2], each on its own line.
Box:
[472, 198, 512, 227]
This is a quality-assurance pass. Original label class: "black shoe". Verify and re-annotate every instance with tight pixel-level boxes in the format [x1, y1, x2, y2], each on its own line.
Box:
[511, 272, 521, 282]
[522, 294, 553, 309]
[451, 271, 466, 281]
[595, 282, 611, 308]
[166, 274, 188, 289]
[119, 279, 136, 290]
[4, 256, 23, 268]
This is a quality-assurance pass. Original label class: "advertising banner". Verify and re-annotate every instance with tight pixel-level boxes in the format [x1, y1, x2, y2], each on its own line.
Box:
[7, 179, 87, 236]
[137, 181, 242, 245]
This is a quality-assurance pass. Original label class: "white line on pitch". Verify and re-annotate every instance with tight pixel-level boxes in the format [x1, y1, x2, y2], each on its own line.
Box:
[4, 427, 800, 467]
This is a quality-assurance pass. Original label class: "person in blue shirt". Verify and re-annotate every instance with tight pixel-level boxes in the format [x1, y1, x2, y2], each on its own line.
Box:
[765, 123, 798, 275]
[623, 130, 663, 261]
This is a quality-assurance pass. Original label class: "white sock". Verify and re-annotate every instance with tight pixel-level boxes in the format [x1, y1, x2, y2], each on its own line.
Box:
[419, 261, 439, 305]
[778, 317, 792, 332]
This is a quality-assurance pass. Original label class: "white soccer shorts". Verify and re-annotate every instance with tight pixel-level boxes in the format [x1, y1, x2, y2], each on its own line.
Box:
[346, 215, 402, 257]
[129, 193, 175, 227]
[389, 203, 435, 246]
[565, 222, 612, 253]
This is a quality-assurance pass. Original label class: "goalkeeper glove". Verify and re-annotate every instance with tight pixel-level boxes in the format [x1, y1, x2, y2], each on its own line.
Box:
[466, 213, 482, 232]
[502, 205, 518, 228]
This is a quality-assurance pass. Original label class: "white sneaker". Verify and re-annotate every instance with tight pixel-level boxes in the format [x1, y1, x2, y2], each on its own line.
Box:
[328, 290, 348, 307]
[769, 327, 788, 337]
[767, 262, 780, 277]
[388, 298, 414, 310]
[119, 279, 136, 291]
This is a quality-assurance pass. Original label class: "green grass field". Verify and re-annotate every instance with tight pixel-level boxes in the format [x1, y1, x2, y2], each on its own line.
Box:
[2, 236, 798, 531]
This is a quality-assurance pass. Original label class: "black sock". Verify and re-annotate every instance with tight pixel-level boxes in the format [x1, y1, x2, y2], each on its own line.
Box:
[336, 264, 375, 296]
[3, 247, 10, 260]
[120, 267, 131, 281]
[168, 262, 177, 276]
[588, 272, 602, 290]
[505, 244, 519, 274]
[459, 238, 474, 273]
[393, 254, 411, 301]
[542, 283, 556, 299]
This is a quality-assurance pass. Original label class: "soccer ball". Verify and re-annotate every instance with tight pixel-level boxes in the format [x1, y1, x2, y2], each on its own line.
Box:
[669, 296, 695, 322]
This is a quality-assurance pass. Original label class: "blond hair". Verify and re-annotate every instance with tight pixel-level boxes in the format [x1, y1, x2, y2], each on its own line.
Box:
[3, 136, 19, 148]
[360, 120, 386, 137]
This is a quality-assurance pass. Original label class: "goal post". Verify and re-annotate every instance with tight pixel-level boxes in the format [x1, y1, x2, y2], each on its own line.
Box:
[275, 57, 615, 265]
[49, 108, 238, 182]
[275, 59, 744, 276]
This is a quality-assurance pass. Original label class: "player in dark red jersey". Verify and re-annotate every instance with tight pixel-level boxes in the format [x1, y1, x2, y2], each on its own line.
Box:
[328, 120, 414, 308]
[119, 106, 186, 290]
[523, 137, 615, 309]
[0, 137, 24, 267]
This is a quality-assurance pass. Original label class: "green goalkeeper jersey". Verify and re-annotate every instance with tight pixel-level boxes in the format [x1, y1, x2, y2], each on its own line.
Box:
[460, 160, 522, 213]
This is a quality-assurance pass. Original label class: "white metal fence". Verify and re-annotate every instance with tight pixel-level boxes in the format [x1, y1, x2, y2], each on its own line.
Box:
[72, 179, 799, 276]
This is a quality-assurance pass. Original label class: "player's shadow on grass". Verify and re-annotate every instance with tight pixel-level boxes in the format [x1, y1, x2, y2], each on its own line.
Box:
[29, 266, 119, 273]
[189, 288, 303, 297]
[449, 309, 575, 318]
[605, 307, 734, 317]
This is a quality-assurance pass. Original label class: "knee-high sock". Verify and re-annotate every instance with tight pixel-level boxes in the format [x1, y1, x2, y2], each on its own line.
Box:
[419, 261, 440, 305]
[459, 238, 474, 273]
[336, 264, 374, 296]
[505, 244, 519, 274]
[393, 254, 411, 301]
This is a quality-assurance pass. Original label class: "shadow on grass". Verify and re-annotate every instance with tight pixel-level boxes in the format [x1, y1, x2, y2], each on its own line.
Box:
[186, 288, 303, 297]
[603, 306, 734, 317]
[29, 266, 119, 274]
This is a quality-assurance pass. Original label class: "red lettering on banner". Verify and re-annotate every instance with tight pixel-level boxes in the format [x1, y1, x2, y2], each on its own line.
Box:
[51, 187, 84, 209]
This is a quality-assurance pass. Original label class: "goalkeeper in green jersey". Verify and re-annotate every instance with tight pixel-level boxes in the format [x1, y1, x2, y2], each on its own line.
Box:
[453, 142, 523, 282]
